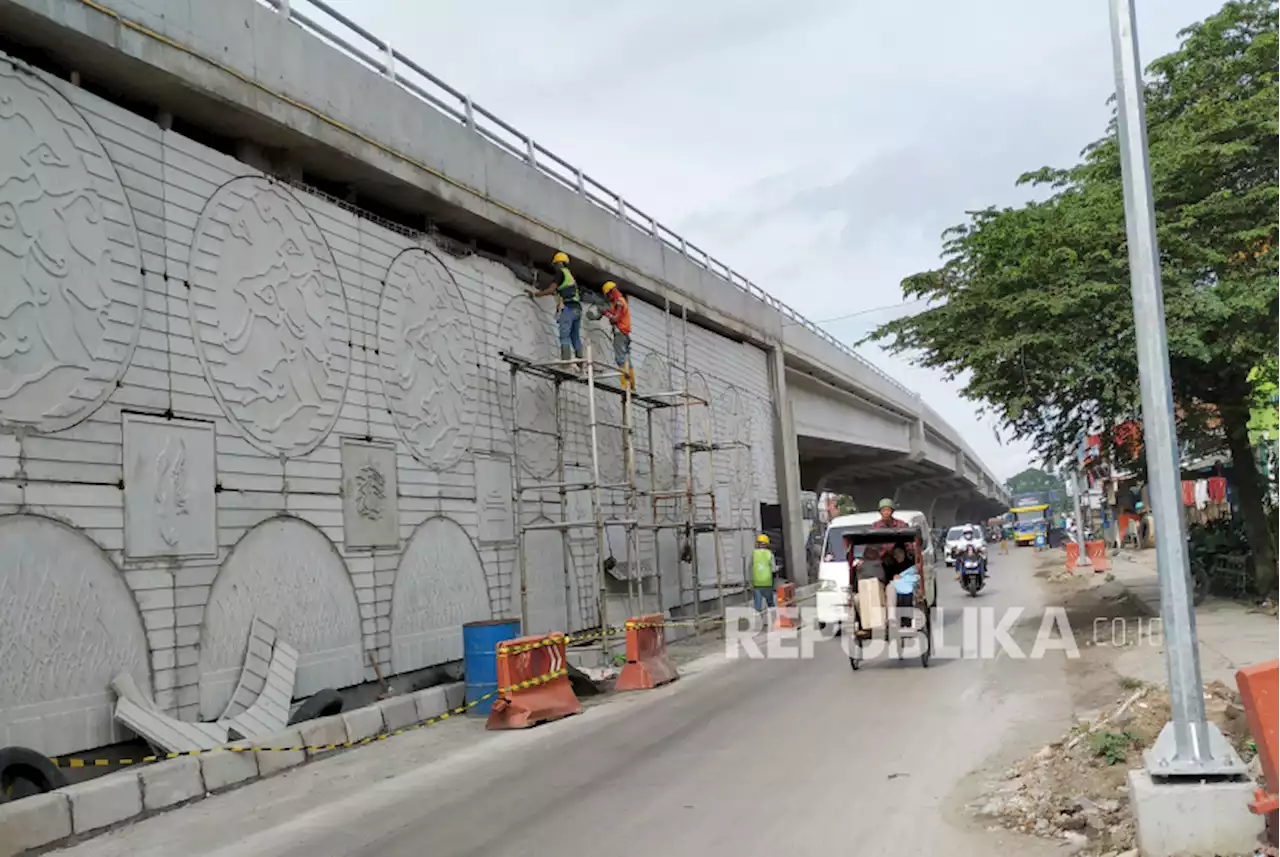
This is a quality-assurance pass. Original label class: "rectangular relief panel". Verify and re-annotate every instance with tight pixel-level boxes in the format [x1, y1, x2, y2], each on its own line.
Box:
[341, 439, 400, 549]
[476, 455, 514, 544]
[123, 413, 218, 559]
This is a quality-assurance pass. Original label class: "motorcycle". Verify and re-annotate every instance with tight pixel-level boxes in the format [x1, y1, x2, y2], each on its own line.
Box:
[959, 551, 985, 596]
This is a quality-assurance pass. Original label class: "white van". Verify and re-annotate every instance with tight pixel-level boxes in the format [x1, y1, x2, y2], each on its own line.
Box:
[815, 510, 937, 630]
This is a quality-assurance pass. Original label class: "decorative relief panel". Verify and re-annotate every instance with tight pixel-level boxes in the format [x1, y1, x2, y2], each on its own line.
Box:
[715, 385, 752, 526]
[752, 397, 775, 502]
[639, 352, 675, 513]
[0, 65, 144, 432]
[199, 517, 363, 719]
[123, 413, 217, 559]
[497, 294, 557, 478]
[475, 456, 514, 543]
[686, 370, 713, 493]
[377, 248, 477, 469]
[523, 519, 578, 635]
[390, 516, 491, 673]
[187, 176, 351, 457]
[340, 438, 399, 549]
[0, 515, 151, 756]
[585, 327, 624, 483]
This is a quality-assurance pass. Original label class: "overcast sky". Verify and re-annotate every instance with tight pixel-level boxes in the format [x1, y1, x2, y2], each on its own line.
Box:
[331, 0, 1222, 479]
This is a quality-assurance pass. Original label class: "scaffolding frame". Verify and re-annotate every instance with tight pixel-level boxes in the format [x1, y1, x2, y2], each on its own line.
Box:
[502, 302, 758, 655]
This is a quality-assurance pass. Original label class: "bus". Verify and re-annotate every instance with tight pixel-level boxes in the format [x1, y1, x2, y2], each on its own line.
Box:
[1010, 503, 1052, 546]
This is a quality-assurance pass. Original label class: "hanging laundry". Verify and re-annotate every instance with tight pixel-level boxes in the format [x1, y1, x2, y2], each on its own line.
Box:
[1194, 479, 1209, 510]
[1182, 480, 1196, 507]
[1207, 476, 1228, 504]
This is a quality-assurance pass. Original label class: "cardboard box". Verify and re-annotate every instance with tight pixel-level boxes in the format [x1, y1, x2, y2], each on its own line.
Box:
[857, 578, 886, 629]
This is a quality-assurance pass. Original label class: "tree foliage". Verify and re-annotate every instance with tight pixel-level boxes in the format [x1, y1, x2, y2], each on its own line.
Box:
[869, 0, 1278, 587]
[1006, 468, 1068, 502]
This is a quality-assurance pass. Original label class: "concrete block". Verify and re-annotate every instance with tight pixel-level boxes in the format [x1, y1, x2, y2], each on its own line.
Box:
[342, 705, 384, 743]
[139, 757, 204, 811]
[0, 792, 71, 857]
[254, 728, 306, 777]
[443, 681, 465, 710]
[378, 695, 418, 732]
[297, 714, 347, 758]
[65, 770, 143, 834]
[1128, 769, 1265, 857]
[199, 745, 259, 792]
[412, 686, 448, 721]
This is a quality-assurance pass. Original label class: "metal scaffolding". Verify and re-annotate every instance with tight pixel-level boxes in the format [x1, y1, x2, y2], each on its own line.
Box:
[501, 303, 756, 656]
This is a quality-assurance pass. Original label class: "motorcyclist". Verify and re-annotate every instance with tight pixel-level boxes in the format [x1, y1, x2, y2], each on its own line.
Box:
[952, 525, 986, 579]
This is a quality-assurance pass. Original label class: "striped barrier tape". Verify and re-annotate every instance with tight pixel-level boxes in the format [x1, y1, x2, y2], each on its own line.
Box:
[51, 668, 569, 768]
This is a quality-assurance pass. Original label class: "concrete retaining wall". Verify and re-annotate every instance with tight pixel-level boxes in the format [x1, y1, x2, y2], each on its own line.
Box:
[0, 53, 776, 759]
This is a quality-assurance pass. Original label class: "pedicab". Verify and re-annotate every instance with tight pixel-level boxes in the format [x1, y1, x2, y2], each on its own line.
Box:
[842, 524, 936, 671]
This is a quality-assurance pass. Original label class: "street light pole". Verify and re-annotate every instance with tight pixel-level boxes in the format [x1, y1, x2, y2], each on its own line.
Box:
[1107, 0, 1243, 778]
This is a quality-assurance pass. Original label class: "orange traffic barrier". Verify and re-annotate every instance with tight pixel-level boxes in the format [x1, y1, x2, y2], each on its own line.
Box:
[1236, 659, 1279, 817]
[1085, 541, 1109, 572]
[775, 582, 798, 629]
[615, 614, 679, 691]
[486, 632, 581, 729]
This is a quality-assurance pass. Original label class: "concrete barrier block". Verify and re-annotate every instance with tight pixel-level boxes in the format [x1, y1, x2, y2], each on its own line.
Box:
[200, 744, 259, 792]
[0, 792, 71, 857]
[342, 704, 384, 743]
[1129, 769, 1265, 857]
[65, 770, 143, 834]
[443, 681, 465, 710]
[412, 686, 448, 721]
[297, 714, 347, 758]
[254, 727, 306, 777]
[378, 695, 418, 732]
[139, 756, 204, 811]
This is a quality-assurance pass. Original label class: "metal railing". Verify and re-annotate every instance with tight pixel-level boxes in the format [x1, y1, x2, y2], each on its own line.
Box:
[252, 0, 1009, 492]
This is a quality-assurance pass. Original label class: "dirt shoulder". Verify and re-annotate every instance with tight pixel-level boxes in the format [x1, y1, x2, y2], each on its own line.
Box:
[963, 550, 1264, 857]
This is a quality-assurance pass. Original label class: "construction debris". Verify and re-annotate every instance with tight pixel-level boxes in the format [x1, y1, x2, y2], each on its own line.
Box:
[970, 681, 1258, 857]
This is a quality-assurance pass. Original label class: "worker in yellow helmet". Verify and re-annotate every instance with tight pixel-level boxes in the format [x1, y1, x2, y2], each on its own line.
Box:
[532, 251, 583, 366]
[599, 282, 635, 390]
[751, 534, 777, 619]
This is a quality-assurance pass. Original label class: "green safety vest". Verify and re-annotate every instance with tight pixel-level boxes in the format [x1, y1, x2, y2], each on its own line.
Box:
[556, 267, 580, 306]
[751, 548, 774, 588]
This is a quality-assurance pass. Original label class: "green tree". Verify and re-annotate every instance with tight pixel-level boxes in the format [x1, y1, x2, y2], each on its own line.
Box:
[869, 0, 1278, 591]
[1006, 468, 1068, 501]
[834, 495, 858, 516]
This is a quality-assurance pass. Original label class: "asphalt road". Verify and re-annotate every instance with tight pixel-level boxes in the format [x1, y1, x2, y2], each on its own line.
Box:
[58, 548, 1077, 857]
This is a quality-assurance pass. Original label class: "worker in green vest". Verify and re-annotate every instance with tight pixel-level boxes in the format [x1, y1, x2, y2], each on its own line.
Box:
[751, 534, 777, 617]
[532, 251, 583, 365]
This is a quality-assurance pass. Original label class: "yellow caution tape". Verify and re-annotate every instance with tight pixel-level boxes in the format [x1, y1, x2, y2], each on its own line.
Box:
[52, 669, 569, 768]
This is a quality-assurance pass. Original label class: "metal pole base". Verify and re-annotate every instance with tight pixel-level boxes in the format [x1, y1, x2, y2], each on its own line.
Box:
[1144, 719, 1248, 779]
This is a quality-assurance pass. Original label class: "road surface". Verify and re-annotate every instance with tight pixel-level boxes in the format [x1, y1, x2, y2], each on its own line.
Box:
[56, 548, 1077, 857]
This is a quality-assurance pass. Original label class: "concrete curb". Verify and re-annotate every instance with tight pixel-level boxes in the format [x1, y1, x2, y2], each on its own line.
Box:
[0, 681, 464, 855]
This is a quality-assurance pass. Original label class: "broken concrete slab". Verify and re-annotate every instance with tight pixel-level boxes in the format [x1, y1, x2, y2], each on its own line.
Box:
[139, 756, 205, 811]
[221, 639, 299, 741]
[114, 696, 228, 753]
[378, 695, 418, 732]
[199, 744, 258, 792]
[65, 769, 143, 834]
[342, 705, 384, 743]
[0, 791, 72, 857]
[297, 714, 347, 759]
[1128, 768, 1264, 857]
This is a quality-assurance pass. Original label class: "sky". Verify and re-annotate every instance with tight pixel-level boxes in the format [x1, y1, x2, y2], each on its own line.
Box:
[325, 0, 1223, 480]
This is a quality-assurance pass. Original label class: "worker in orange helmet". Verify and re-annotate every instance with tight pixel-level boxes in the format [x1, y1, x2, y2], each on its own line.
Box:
[599, 281, 635, 390]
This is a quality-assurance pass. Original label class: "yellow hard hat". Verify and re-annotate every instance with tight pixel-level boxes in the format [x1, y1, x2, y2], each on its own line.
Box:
[552, 251, 570, 265]
[602, 281, 617, 294]
[756, 534, 770, 545]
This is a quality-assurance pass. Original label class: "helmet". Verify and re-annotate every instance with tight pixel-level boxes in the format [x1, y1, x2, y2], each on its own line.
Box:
[963, 525, 973, 534]
[878, 498, 894, 510]
[756, 534, 770, 545]
[552, 251, 570, 265]
[602, 281, 617, 294]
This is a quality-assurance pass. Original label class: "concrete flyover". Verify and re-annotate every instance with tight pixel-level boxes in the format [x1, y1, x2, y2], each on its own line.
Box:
[0, 0, 1008, 593]
[0, 0, 1011, 768]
